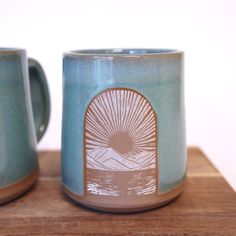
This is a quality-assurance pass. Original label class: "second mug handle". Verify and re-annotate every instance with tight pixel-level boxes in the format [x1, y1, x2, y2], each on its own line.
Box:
[28, 58, 50, 142]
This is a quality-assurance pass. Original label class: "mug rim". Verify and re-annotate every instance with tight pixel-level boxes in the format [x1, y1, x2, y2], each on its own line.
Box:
[64, 48, 183, 58]
[0, 48, 25, 56]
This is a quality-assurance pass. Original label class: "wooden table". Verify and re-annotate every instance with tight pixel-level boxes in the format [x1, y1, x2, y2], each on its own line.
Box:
[0, 147, 235, 235]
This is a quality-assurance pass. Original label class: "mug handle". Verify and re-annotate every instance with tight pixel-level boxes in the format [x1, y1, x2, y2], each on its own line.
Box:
[28, 58, 50, 142]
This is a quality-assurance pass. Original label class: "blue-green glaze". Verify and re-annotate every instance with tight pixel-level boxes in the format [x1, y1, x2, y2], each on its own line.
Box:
[62, 49, 186, 195]
[0, 49, 50, 189]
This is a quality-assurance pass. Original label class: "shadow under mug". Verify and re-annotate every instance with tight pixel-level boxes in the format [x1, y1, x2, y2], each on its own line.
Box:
[0, 48, 50, 204]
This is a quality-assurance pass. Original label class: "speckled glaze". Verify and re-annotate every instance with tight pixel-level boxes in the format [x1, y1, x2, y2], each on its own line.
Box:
[62, 49, 186, 212]
[0, 48, 50, 204]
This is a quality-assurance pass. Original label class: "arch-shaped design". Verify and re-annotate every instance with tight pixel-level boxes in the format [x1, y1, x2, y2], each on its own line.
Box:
[84, 88, 158, 196]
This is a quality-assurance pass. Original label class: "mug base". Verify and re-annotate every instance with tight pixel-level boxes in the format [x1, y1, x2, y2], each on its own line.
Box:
[62, 179, 186, 213]
[0, 169, 39, 205]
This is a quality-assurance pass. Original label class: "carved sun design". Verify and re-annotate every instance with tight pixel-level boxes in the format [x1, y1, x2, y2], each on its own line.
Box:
[85, 88, 156, 159]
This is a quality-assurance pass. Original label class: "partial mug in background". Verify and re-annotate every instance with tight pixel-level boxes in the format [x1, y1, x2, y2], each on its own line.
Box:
[0, 48, 50, 204]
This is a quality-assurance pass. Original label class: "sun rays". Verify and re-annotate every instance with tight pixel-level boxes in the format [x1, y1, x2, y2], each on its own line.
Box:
[85, 88, 157, 159]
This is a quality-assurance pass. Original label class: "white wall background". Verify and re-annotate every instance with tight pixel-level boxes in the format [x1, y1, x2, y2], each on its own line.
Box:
[0, 0, 235, 190]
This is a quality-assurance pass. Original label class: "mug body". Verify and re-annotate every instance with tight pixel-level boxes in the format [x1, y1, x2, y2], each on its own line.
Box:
[62, 49, 186, 212]
[0, 49, 38, 204]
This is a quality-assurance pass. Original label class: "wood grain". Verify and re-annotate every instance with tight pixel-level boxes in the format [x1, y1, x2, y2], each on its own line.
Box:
[0, 147, 235, 235]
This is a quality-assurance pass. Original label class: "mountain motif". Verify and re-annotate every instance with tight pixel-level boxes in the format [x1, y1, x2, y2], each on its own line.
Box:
[87, 147, 156, 171]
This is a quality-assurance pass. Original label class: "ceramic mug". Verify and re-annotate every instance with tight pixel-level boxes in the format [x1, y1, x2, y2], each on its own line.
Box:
[0, 48, 50, 204]
[62, 49, 186, 212]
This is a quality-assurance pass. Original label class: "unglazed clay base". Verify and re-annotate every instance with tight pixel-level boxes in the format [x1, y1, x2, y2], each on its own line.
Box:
[0, 169, 39, 205]
[63, 179, 186, 213]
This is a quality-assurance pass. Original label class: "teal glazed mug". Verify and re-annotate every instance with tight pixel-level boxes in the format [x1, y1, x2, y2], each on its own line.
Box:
[0, 48, 50, 204]
[62, 49, 186, 212]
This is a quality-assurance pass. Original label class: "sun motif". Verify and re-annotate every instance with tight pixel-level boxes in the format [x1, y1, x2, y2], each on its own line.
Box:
[85, 88, 156, 159]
